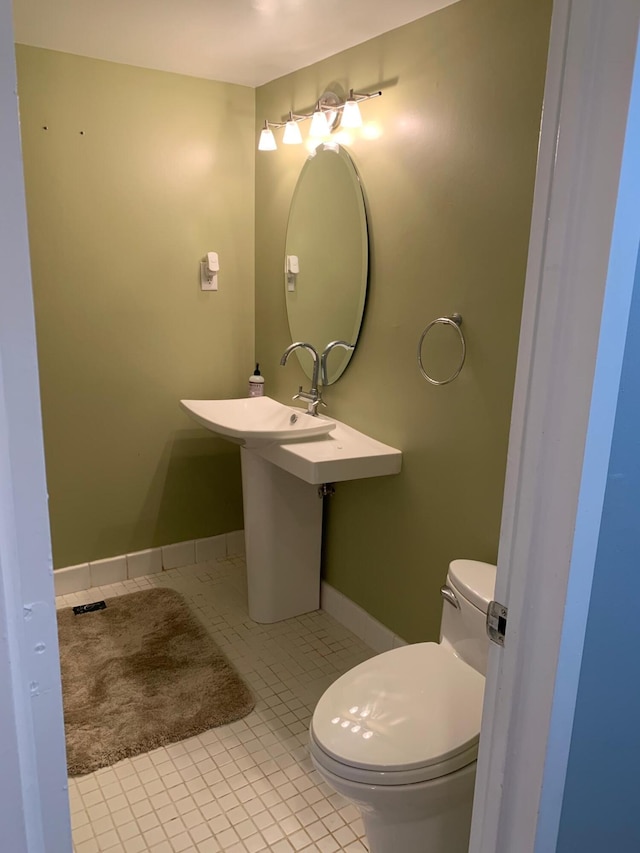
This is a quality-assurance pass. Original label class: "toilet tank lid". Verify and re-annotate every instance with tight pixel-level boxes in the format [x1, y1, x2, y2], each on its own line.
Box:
[448, 560, 497, 613]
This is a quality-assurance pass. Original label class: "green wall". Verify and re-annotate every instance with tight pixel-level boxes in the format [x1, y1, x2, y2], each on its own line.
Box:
[16, 47, 255, 568]
[255, 0, 552, 642]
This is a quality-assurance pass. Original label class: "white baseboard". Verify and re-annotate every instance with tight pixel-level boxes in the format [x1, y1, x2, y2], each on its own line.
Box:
[320, 581, 407, 653]
[53, 533, 406, 651]
[53, 531, 245, 597]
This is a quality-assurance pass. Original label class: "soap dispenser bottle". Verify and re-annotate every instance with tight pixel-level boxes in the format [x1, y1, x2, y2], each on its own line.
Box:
[249, 363, 265, 397]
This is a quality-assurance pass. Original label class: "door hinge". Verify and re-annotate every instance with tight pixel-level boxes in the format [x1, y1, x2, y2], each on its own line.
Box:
[486, 600, 508, 646]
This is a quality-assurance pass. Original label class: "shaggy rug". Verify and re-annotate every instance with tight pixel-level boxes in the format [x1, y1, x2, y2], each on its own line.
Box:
[57, 587, 254, 776]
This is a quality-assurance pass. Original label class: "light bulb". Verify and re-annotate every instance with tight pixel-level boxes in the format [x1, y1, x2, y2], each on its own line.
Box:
[309, 107, 330, 138]
[258, 122, 277, 151]
[283, 119, 302, 144]
[341, 94, 362, 129]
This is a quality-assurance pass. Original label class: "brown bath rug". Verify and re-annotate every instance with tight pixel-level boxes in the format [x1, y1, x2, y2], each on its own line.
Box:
[57, 587, 254, 776]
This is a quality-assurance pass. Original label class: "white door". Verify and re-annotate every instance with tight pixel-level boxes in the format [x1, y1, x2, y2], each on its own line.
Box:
[470, 2, 640, 851]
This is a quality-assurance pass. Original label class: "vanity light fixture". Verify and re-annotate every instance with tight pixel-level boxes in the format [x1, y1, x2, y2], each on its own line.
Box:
[257, 88, 381, 151]
[283, 113, 303, 144]
[258, 120, 277, 151]
[309, 103, 331, 138]
[340, 90, 363, 129]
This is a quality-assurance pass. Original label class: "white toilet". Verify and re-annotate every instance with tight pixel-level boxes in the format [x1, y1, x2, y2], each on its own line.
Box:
[309, 559, 496, 853]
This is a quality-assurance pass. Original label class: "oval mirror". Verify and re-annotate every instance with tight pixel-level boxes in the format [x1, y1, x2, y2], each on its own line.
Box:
[284, 144, 368, 385]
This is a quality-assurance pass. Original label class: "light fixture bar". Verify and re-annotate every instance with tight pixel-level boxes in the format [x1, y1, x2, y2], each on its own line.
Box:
[257, 88, 382, 151]
[349, 91, 383, 102]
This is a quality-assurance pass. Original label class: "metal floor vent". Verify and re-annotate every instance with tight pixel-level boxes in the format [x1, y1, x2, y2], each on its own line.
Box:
[72, 601, 107, 615]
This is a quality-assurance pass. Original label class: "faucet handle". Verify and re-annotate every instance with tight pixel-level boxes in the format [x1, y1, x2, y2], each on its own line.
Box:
[309, 395, 327, 415]
[293, 385, 307, 398]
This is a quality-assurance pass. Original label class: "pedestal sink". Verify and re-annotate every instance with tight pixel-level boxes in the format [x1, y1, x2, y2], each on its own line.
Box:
[180, 397, 402, 623]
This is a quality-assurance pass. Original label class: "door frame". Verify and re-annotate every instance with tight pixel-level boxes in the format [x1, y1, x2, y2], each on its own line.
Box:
[0, 0, 72, 849]
[470, 2, 640, 851]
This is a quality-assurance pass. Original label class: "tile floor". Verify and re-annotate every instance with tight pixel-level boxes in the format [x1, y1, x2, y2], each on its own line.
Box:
[56, 556, 375, 852]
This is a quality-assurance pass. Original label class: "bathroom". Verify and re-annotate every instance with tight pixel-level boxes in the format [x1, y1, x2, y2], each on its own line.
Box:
[8, 0, 554, 851]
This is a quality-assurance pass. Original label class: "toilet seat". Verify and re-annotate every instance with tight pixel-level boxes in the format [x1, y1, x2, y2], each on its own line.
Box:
[310, 642, 485, 786]
[310, 727, 478, 786]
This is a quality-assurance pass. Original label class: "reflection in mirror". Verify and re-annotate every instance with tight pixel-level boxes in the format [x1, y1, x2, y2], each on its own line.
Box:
[285, 144, 368, 385]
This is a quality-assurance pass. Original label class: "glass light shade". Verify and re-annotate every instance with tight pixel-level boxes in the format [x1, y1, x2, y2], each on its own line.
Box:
[258, 126, 277, 151]
[283, 120, 303, 144]
[341, 99, 363, 129]
[309, 109, 330, 138]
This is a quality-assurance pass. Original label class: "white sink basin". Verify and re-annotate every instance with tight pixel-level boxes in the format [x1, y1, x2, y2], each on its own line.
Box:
[179, 396, 336, 445]
[256, 418, 402, 484]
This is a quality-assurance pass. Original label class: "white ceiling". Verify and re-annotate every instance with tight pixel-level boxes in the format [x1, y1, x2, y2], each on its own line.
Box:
[13, 0, 459, 88]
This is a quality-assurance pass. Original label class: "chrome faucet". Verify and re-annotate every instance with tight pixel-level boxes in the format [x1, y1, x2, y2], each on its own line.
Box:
[280, 342, 325, 415]
[320, 340, 355, 385]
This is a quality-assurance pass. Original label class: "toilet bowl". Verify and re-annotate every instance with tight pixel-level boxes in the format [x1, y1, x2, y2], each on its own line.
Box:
[309, 559, 496, 853]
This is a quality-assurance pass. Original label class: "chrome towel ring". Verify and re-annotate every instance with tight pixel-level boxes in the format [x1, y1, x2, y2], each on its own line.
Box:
[417, 313, 466, 386]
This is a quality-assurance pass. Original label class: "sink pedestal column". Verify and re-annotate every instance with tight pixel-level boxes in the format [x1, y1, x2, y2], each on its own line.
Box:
[241, 447, 323, 623]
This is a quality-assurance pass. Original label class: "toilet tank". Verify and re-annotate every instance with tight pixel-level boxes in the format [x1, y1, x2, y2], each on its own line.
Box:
[439, 560, 497, 676]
